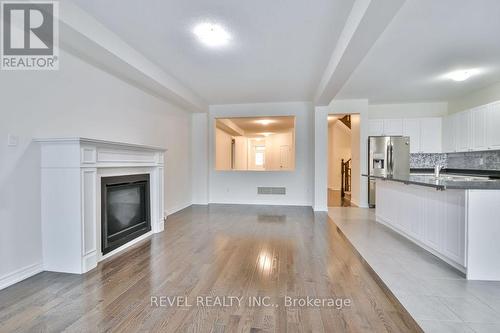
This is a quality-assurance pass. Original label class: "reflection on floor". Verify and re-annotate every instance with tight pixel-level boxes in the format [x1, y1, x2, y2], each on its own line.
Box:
[328, 189, 351, 207]
[0, 205, 419, 332]
[329, 207, 500, 333]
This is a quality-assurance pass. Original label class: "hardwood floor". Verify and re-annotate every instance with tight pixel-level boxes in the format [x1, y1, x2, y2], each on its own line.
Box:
[328, 189, 351, 207]
[0, 205, 420, 332]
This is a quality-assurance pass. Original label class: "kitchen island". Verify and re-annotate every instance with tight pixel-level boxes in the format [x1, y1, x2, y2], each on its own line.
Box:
[364, 173, 500, 281]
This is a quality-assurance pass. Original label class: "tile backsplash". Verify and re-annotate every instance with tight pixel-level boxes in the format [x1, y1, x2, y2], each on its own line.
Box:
[410, 150, 500, 170]
[410, 153, 448, 169]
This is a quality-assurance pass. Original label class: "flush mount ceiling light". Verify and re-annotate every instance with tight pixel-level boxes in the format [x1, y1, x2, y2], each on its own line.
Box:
[255, 119, 275, 126]
[444, 69, 479, 82]
[193, 22, 231, 47]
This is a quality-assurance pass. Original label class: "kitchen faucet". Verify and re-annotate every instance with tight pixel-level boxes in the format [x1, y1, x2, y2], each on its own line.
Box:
[434, 164, 443, 178]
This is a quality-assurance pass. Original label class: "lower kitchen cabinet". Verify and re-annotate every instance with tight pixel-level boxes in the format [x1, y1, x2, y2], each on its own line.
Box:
[376, 180, 466, 269]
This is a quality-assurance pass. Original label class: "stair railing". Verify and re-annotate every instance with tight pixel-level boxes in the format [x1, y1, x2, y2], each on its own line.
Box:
[341, 158, 352, 198]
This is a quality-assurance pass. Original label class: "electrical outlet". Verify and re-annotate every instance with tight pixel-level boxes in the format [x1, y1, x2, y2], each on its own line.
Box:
[7, 134, 18, 147]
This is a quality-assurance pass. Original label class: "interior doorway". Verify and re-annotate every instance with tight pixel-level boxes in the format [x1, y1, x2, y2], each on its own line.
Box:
[327, 114, 360, 207]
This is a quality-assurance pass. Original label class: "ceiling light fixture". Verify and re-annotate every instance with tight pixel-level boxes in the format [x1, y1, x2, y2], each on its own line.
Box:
[445, 69, 479, 82]
[193, 22, 231, 47]
[255, 119, 275, 126]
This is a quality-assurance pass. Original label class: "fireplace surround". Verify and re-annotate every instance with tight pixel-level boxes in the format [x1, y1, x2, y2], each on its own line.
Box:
[36, 138, 166, 274]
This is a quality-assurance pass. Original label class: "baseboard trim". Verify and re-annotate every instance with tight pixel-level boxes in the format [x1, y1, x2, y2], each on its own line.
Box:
[0, 262, 43, 291]
[314, 205, 328, 212]
[208, 200, 313, 207]
[166, 202, 193, 217]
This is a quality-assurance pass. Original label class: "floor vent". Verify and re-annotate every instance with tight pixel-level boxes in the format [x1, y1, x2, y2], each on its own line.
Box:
[257, 187, 286, 195]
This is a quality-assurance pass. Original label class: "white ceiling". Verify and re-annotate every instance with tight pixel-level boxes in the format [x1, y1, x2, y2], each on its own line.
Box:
[71, 0, 354, 105]
[337, 0, 500, 103]
[219, 116, 295, 135]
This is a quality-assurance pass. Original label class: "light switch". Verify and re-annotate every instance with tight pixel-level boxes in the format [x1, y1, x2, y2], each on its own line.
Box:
[7, 134, 18, 147]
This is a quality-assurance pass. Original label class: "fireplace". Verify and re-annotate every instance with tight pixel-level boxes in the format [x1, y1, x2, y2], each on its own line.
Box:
[101, 174, 151, 254]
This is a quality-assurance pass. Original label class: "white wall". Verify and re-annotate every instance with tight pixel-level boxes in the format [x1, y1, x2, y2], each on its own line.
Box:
[191, 113, 209, 205]
[368, 102, 448, 118]
[328, 121, 351, 190]
[0, 49, 193, 288]
[448, 82, 500, 114]
[206, 102, 314, 206]
[350, 114, 361, 206]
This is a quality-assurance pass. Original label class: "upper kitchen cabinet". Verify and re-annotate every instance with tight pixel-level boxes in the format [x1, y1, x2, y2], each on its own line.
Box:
[487, 102, 500, 150]
[368, 118, 403, 136]
[420, 118, 442, 153]
[404, 117, 441, 153]
[471, 105, 488, 151]
[443, 100, 500, 152]
[383, 119, 403, 135]
[454, 111, 471, 152]
[442, 113, 456, 153]
[368, 117, 442, 153]
[403, 119, 421, 153]
[369, 119, 384, 136]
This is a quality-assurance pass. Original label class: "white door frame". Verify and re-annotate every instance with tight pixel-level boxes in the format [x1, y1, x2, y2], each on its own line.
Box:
[314, 100, 369, 211]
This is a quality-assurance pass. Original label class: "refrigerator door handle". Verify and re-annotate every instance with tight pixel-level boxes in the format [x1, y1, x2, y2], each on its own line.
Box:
[386, 141, 392, 175]
[389, 142, 394, 176]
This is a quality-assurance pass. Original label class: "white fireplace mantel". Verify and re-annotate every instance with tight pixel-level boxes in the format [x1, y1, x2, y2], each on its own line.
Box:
[35, 137, 166, 274]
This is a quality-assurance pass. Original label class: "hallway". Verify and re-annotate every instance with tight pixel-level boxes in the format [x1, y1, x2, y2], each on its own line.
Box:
[327, 189, 352, 207]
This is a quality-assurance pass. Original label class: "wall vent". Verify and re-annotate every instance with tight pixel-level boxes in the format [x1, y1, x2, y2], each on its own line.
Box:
[257, 187, 286, 195]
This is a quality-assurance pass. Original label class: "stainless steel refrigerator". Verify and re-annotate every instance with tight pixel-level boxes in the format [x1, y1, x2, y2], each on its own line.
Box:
[368, 136, 410, 208]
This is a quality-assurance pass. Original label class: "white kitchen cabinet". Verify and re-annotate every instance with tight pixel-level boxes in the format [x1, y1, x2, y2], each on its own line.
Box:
[454, 110, 471, 152]
[369, 119, 384, 136]
[423, 188, 446, 252]
[420, 118, 442, 153]
[383, 119, 403, 135]
[487, 102, 500, 150]
[376, 180, 466, 270]
[443, 191, 466, 266]
[401, 118, 442, 153]
[403, 119, 421, 153]
[442, 114, 456, 153]
[471, 105, 488, 151]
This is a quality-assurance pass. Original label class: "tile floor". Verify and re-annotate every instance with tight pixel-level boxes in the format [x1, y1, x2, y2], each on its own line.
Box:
[328, 207, 500, 333]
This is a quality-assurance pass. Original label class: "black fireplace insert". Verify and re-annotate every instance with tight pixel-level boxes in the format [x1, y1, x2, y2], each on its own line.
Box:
[101, 174, 151, 254]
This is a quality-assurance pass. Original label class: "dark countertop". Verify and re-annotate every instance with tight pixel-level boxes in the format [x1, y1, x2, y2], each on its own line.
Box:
[362, 173, 500, 190]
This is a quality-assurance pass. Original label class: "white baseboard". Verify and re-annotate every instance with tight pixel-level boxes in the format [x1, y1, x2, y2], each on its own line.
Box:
[313, 205, 328, 212]
[166, 202, 193, 217]
[0, 262, 43, 291]
[208, 200, 313, 207]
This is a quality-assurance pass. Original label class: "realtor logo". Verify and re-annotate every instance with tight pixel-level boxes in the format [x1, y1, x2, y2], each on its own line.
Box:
[1, 1, 59, 70]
